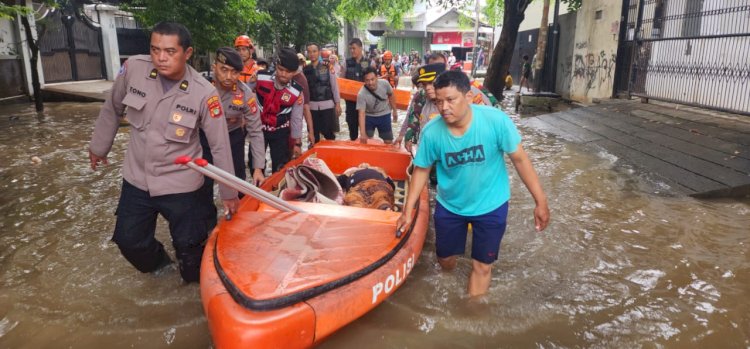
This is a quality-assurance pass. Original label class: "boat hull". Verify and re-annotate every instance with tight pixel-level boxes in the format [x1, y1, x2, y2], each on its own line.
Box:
[200, 141, 430, 348]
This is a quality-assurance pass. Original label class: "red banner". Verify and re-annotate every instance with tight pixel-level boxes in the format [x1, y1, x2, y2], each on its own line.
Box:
[432, 32, 462, 45]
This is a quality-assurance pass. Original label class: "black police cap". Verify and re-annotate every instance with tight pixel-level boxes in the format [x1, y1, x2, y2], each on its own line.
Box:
[277, 47, 300, 72]
[215, 47, 244, 72]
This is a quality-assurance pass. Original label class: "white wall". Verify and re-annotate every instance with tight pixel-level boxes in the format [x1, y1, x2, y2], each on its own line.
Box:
[519, 0, 570, 32]
[567, 0, 621, 103]
[0, 18, 18, 57]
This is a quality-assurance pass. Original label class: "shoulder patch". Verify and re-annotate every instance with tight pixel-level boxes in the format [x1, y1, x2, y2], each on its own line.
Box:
[207, 96, 223, 118]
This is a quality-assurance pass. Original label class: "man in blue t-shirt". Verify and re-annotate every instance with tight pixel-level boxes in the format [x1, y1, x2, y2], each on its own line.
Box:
[397, 71, 550, 297]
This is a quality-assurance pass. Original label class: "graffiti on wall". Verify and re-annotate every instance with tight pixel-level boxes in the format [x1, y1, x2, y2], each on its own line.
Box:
[572, 50, 617, 94]
[558, 55, 574, 98]
[0, 27, 18, 56]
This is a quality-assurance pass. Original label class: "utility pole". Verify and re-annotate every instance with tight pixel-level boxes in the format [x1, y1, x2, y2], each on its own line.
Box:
[470, 0, 480, 77]
[547, 0, 561, 93]
[533, 0, 550, 91]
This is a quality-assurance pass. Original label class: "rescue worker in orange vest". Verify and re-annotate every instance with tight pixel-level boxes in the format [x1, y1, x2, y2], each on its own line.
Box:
[234, 35, 258, 87]
[379, 50, 398, 89]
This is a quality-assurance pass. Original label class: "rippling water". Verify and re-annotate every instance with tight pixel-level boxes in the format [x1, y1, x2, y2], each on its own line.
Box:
[0, 100, 748, 348]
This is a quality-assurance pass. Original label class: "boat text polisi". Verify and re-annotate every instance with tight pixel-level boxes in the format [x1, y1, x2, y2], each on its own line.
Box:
[371, 253, 415, 304]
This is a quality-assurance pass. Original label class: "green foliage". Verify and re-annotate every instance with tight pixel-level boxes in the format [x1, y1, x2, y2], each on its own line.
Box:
[0, 4, 30, 20]
[483, 0, 503, 27]
[337, 0, 413, 29]
[563, 0, 581, 12]
[1, 0, 55, 20]
[121, 0, 262, 52]
[121, 0, 342, 54]
[253, 0, 341, 52]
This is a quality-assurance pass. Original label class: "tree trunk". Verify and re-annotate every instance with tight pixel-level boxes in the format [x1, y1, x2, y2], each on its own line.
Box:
[21, 15, 43, 112]
[533, 0, 550, 91]
[485, 0, 532, 98]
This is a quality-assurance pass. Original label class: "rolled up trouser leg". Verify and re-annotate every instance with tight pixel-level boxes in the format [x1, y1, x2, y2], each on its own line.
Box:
[112, 180, 171, 273]
[156, 188, 213, 283]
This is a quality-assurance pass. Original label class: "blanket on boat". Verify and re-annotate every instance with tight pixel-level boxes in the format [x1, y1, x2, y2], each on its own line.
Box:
[280, 157, 344, 204]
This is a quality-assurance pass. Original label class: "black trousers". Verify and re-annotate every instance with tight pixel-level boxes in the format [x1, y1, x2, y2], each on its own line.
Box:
[201, 128, 247, 180]
[112, 180, 214, 283]
[311, 108, 336, 143]
[249, 127, 291, 174]
[201, 127, 246, 200]
[345, 100, 359, 140]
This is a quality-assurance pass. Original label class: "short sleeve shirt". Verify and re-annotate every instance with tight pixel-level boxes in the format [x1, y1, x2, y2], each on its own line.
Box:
[413, 104, 522, 216]
[356, 79, 393, 117]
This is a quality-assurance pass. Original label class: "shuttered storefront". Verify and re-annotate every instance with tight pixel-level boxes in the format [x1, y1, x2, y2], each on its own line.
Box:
[382, 37, 425, 57]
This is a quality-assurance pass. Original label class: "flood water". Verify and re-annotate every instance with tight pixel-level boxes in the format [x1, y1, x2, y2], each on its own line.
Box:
[0, 98, 748, 348]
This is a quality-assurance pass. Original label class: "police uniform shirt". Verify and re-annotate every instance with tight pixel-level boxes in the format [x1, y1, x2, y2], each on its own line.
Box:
[216, 81, 265, 170]
[90, 54, 238, 200]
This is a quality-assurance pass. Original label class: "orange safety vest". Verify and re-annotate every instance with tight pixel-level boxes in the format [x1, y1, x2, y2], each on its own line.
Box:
[379, 64, 397, 88]
[239, 59, 259, 84]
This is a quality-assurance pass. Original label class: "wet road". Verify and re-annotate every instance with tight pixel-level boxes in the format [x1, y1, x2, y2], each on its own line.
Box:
[0, 99, 748, 348]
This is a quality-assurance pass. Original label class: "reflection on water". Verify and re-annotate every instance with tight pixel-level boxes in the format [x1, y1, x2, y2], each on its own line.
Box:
[0, 100, 748, 348]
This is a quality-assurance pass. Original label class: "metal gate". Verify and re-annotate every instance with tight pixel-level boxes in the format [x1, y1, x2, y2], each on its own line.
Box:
[39, 5, 104, 83]
[616, 0, 750, 115]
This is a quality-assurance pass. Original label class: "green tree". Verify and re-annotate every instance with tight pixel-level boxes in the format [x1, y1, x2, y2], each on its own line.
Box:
[253, 0, 342, 53]
[121, 0, 263, 53]
[337, 0, 413, 29]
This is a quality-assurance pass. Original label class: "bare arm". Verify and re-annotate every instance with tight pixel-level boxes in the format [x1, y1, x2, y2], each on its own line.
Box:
[244, 94, 266, 185]
[508, 145, 550, 231]
[396, 165, 431, 232]
[358, 108, 367, 143]
[303, 104, 314, 145]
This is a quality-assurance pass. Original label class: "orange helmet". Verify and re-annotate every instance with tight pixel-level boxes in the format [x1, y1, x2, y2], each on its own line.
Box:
[382, 50, 393, 60]
[234, 35, 253, 48]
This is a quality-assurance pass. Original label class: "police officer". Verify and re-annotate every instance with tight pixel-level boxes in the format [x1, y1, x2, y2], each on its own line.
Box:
[304, 42, 341, 142]
[89, 22, 238, 283]
[253, 47, 304, 172]
[200, 47, 265, 188]
[340, 38, 372, 140]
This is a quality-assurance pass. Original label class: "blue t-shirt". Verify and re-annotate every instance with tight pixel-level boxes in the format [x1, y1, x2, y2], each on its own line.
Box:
[413, 104, 521, 216]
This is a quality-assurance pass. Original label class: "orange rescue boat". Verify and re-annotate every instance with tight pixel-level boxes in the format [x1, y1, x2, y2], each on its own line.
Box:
[337, 77, 412, 110]
[200, 141, 430, 348]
